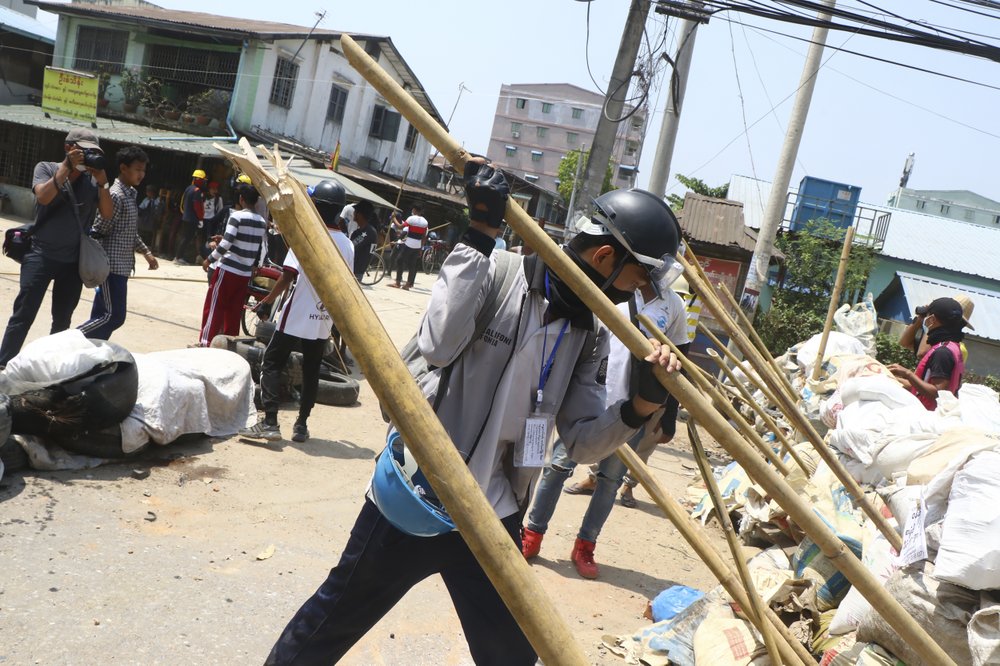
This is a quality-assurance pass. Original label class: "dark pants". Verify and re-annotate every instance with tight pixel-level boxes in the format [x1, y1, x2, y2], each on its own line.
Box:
[0, 250, 82, 365]
[174, 218, 200, 262]
[78, 273, 129, 341]
[265, 499, 536, 666]
[260, 329, 326, 420]
[394, 245, 420, 287]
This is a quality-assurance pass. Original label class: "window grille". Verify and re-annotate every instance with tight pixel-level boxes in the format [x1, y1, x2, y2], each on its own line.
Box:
[74, 26, 128, 74]
[269, 57, 299, 109]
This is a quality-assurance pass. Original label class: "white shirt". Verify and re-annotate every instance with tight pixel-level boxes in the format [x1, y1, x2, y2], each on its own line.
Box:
[275, 228, 355, 340]
[403, 214, 428, 249]
[341, 204, 357, 237]
[605, 289, 688, 407]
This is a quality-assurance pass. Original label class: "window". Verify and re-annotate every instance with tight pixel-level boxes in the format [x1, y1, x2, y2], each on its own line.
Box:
[369, 104, 401, 141]
[940, 204, 951, 215]
[541, 102, 553, 114]
[566, 131, 578, 145]
[269, 56, 299, 108]
[505, 145, 517, 157]
[571, 107, 583, 119]
[531, 150, 543, 163]
[516, 97, 526, 109]
[618, 165, 636, 181]
[74, 26, 128, 74]
[536, 126, 548, 139]
[625, 140, 638, 156]
[511, 122, 522, 137]
[404, 124, 419, 152]
[364, 41, 381, 61]
[964, 209, 976, 222]
[916, 200, 926, 210]
[631, 117, 643, 131]
[994, 215, 1000, 225]
[327, 84, 349, 123]
[147, 44, 240, 88]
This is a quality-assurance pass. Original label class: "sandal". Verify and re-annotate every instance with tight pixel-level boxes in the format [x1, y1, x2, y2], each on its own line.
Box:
[564, 479, 596, 495]
[619, 488, 638, 508]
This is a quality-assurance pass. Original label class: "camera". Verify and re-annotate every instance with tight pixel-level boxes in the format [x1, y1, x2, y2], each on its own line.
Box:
[82, 148, 106, 170]
[915, 305, 929, 316]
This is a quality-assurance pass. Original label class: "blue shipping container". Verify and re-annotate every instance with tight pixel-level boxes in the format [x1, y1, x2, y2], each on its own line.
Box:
[790, 176, 862, 231]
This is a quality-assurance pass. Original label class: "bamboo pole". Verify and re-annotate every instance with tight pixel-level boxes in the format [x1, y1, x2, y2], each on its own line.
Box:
[687, 422, 784, 666]
[706, 348, 811, 475]
[679, 253, 903, 551]
[215, 139, 589, 665]
[637, 315, 791, 476]
[698, 321, 785, 414]
[616, 446, 811, 666]
[811, 227, 856, 382]
[339, 34, 951, 665]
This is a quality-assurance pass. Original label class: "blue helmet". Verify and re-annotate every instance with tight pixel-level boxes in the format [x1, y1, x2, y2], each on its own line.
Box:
[370, 430, 455, 537]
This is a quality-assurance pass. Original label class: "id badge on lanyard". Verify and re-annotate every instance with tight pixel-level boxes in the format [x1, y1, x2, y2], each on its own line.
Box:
[514, 319, 569, 468]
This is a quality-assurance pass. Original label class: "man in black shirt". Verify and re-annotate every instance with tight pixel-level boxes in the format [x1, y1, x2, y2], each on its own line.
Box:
[349, 201, 377, 281]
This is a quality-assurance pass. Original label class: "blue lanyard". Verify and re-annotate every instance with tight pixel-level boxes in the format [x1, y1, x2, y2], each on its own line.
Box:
[538, 273, 570, 407]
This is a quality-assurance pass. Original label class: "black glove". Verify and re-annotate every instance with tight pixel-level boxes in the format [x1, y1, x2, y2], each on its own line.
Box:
[634, 359, 670, 405]
[464, 160, 509, 228]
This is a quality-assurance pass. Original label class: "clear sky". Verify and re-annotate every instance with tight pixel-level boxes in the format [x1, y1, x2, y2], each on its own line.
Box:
[34, 1, 1000, 205]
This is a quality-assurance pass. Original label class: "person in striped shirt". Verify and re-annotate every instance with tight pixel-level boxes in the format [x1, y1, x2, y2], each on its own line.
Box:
[196, 183, 267, 346]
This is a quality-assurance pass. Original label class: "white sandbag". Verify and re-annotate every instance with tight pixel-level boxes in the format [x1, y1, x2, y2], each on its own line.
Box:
[906, 428, 1000, 486]
[693, 617, 765, 666]
[935, 450, 1000, 590]
[0, 329, 118, 395]
[960, 384, 1000, 434]
[870, 432, 940, 482]
[969, 600, 1000, 666]
[881, 484, 925, 530]
[838, 374, 922, 411]
[829, 427, 879, 466]
[856, 561, 977, 666]
[820, 388, 844, 428]
[829, 525, 897, 635]
[119, 348, 255, 454]
[796, 332, 867, 377]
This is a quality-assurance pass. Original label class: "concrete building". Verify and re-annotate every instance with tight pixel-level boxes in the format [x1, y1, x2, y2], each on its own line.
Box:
[886, 187, 1000, 228]
[485, 83, 646, 197]
[0, 2, 54, 104]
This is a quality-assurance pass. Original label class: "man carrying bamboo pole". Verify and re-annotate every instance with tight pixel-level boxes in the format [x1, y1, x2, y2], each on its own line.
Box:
[264, 163, 682, 665]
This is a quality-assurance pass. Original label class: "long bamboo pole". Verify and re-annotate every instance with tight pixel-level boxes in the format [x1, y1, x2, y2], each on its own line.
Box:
[706, 349, 810, 475]
[215, 140, 589, 665]
[616, 446, 811, 666]
[687, 422, 784, 666]
[339, 34, 950, 665]
[811, 227, 856, 382]
[698, 321, 784, 410]
[637, 315, 791, 476]
[679, 253, 903, 551]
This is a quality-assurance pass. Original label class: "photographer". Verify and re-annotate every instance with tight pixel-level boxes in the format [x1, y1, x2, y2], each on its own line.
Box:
[0, 128, 113, 367]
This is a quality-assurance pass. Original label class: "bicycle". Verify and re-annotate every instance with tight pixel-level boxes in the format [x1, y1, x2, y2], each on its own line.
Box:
[421, 239, 450, 274]
[359, 244, 389, 286]
[242, 260, 284, 336]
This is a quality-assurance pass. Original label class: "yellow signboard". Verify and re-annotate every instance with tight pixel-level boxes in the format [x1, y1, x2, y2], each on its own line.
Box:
[42, 67, 99, 123]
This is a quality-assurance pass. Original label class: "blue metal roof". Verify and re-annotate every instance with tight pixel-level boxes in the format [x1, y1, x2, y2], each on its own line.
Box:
[884, 272, 1000, 342]
[879, 210, 1000, 282]
[0, 6, 55, 44]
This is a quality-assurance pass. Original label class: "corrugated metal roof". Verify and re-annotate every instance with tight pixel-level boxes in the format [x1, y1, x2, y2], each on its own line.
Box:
[0, 103, 227, 157]
[894, 272, 1000, 342]
[879, 209, 1000, 282]
[0, 5, 55, 43]
[282, 165, 393, 208]
[676, 192, 758, 252]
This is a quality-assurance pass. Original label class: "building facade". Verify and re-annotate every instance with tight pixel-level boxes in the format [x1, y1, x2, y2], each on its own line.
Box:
[887, 187, 1000, 228]
[485, 83, 646, 196]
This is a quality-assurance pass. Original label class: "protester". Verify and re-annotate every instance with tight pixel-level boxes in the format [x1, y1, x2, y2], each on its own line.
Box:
[522, 278, 689, 578]
[899, 293, 973, 363]
[173, 168, 207, 264]
[387, 203, 428, 290]
[196, 183, 267, 346]
[889, 296, 972, 410]
[349, 200, 377, 281]
[340, 200, 357, 237]
[78, 146, 159, 340]
[136, 184, 161, 249]
[0, 128, 113, 367]
[202, 181, 223, 223]
[263, 161, 681, 666]
[240, 180, 353, 443]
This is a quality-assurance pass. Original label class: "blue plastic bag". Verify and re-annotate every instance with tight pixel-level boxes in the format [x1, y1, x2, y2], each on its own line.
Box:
[650, 584, 704, 623]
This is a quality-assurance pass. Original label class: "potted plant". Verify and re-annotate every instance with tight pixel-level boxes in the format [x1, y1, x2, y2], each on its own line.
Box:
[139, 76, 164, 117]
[186, 89, 231, 127]
[119, 67, 143, 113]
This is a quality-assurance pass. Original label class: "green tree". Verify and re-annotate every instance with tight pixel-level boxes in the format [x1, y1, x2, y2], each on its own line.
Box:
[556, 149, 613, 203]
[666, 173, 730, 211]
[757, 219, 876, 355]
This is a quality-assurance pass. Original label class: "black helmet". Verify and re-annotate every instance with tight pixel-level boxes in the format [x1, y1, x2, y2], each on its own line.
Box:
[309, 179, 346, 226]
[581, 188, 682, 296]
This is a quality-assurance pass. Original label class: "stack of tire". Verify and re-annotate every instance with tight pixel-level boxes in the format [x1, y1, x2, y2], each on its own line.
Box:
[211, 320, 360, 409]
[1, 341, 141, 472]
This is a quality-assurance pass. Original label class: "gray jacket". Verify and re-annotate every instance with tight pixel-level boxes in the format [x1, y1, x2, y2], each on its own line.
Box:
[414, 244, 640, 519]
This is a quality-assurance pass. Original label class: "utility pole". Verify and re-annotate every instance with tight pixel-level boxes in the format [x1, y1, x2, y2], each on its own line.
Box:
[744, 0, 836, 306]
[572, 0, 651, 224]
[564, 145, 588, 238]
[647, 17, 700, 197]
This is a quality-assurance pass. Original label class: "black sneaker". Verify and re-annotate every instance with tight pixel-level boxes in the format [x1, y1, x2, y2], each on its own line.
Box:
[291, 421, 309, 443]
[239, 420, 281, 441]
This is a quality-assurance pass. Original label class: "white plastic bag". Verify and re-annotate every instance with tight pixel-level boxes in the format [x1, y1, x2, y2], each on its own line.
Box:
[935, 450, 1000, 590]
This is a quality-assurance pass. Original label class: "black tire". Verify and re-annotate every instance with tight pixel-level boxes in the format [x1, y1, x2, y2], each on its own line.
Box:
[360, 252, 386, 286]
[242, 292, 272, 337]
[315, 372, 360, 407]
[255, 319, 277, 345]
[1, 435, 29, 472]
[53, 424, 146, 459]
[421, 246, 434, 274]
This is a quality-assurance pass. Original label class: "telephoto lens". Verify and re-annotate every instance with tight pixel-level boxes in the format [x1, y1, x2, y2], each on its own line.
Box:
[915, 305, 929, 316]
[82, 148, 106, 171]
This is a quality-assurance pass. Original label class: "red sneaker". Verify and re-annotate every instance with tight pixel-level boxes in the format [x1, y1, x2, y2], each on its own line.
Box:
[521, 527, 543, 560]
[571, 538, 599, 579]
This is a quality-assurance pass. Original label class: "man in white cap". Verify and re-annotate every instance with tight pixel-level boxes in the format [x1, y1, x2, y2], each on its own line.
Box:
[0, 128, 113, 367]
